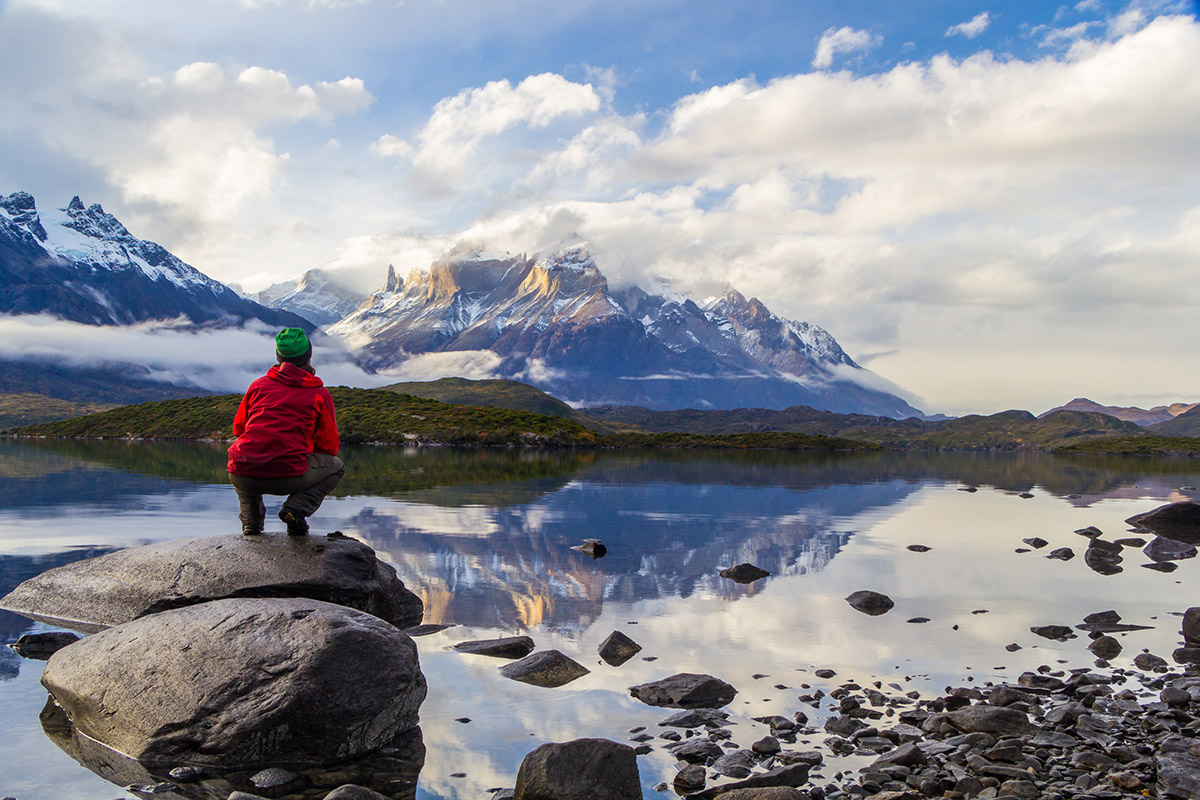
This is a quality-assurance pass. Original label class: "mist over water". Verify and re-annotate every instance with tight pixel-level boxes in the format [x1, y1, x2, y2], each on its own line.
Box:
[0, 441, 1197, 798]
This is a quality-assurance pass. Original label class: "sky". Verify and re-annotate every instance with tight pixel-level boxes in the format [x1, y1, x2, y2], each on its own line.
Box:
[1, 0, 1198, 416]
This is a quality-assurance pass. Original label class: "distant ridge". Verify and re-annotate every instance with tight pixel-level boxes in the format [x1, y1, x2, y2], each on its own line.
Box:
[1039, 397, 1199, 427]
[1150, 404, 1200, 437]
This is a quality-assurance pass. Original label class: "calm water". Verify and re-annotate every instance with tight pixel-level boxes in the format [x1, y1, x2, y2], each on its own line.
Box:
[1, 440, 1198, 799]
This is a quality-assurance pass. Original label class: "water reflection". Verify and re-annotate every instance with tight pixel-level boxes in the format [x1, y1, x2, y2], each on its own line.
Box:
[41, 696, 426, 800]
[1, 439, 1198, 800]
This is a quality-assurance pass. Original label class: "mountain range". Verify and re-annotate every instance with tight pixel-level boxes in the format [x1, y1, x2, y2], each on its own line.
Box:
[0, 192, 309, 330]
[1040, 397, 1199, 427]
[325, 241, 923, 416]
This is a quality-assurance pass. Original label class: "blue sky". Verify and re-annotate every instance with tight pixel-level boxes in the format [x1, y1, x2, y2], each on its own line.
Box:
[1, 0, 1198, 414]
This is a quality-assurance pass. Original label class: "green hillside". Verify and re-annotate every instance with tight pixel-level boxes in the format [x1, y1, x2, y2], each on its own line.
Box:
[380, 377, 634, 434]
[8, 388, 600, 446]
[1150, 406, 1200, 437]
[1054, 435, 1200, 456]
[0, 393, 116, 428]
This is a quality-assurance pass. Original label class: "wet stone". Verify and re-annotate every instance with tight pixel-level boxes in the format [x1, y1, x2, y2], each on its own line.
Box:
[499, 650, 589, 688]
[10, 631, 79, 660]
[719, 563, 771, 584]
[453, 636, 535, 659]
[598, 630, 642, 667]
[846, 590, 894, 616]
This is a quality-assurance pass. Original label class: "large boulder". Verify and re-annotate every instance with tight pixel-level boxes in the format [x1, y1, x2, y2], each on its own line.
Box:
[1127, 502, 1200, 543]
[514, 738, 640, 800]
[944, 705, 1035, 737]
[1157, 734, 1200, 799]
[0, 533, 423, 632]
[40, 598, 427, 767]
[499, 650, 590, 688]
[629, 673, 737, 708]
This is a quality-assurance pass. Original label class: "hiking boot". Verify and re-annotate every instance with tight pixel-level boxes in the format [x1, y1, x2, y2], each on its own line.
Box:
[279, 507, 309, 536]
[242, 526, 263, 536]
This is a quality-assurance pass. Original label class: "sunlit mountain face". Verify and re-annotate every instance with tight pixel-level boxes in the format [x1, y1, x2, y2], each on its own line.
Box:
[328, 242, 924, 417]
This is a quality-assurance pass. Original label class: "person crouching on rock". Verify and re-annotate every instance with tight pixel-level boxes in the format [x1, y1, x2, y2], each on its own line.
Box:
[227, 328, 344, 536]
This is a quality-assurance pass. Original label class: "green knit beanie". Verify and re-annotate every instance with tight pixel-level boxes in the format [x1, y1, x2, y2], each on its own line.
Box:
[275, 328, 311, 360]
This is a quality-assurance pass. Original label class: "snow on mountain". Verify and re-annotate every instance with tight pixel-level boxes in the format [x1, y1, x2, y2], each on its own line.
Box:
[256, 268, 366, 328]
[0, 191, 312, 330]
[330, 241, 924, 417]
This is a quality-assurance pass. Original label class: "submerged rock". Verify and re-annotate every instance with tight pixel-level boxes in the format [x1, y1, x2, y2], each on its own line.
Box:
[573, 539, 607, 559]
[598, 631, 642, 667]
[10, 631, 79, 660]
[514, 738, 639, 800]
[1145, 537, 1198, 562]
[40, 598, 426, 767]
[1030, 625, 1075, 640]
[846, 590, 894, 616]
[453, 636, 535, 659]
[0, 533, 423, 633]
[630, 673, 737, 708]
[719, 563, 771, 584]
[499, 650, 589, 688]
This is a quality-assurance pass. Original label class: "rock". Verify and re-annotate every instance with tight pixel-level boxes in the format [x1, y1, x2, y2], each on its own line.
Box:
[1174, 647, 1200, 665]
[1088, 635, 1122, 660]
[1083, 609, 1121, 624]
[1126, 502, 1200, 542]
[1185, 607, 1200, 645]
[668, 738, 724, 763]
[323, 787, 390, 800]
[846, 590, 894, 616]
[598, 631, 643, 666]
[1145, 561, 1179, 572]
[250, 767, 301, 791]
[1145, 537, 1198, 562]
[752, 736, 781, 755]
[814, 668, 837, 678]
[1021, 537, 1048, 549]
[906, 545, 931, 552]
[944, 706, 1035, 737]
[658, 708, 731, 728]
[719, 563, 771, 584]
[715, 790, 806, 800]
[0, 534, 423, 633]
[1134, 652, 1168, 671]
[573, 539, 607, 559]
[906, 617, 930, 624]
[824, 715, 869, 737]
[1083, 540, 1123, 575]
[403, 623, 455, 636]
[712, 749, 756, 778]
[988, 686, 1033, 706]
[453, 636, 535, 659]
[1018, 492, 1034, 499]
[499, 650, 589, 688]
[687, 763, 810, 799]
[630, 673, 737, 708]
[1045, 547, 1074, 561]
[167, 766, 200, 782]
[1156, 734, 1200, 799]
[40, 598, 425, 766]
[9, 631, 80, 660]
[673, 763, 706, 791]
[1074, 526, 1103, 538]
[1029, 625, 1074, 640]
[871, 741, 926, 768]
[514, 738, 639, 800]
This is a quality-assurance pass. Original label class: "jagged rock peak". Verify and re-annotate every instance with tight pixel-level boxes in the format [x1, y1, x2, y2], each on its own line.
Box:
[1, 191, 36, 213]
[385, 263, 401, 293]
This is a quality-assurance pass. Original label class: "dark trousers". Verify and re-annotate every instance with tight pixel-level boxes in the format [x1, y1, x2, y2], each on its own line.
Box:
[229, 453, 345, 532]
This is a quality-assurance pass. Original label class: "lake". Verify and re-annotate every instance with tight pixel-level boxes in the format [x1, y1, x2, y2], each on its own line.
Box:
[0, 439, 1197, 799]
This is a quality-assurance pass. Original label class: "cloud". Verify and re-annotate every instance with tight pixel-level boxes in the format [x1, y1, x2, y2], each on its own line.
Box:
[946, 11, 992, 39]
[374, 73, 602, 180]
[0, 314, 389, 393]
[812, 26, 880, 69]
[376, 350, 504, 383]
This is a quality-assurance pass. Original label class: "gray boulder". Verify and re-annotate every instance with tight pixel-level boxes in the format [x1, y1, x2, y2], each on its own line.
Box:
[1157, 734, 1200, 799]
[1145, 537, 1198, 562]
[689, 763, 810, 799]
[944, 706, 1035, 736]
[1185, 607, 1200, 645]
[0, 533, 423, 633]
[846, 590, 894, 615]
[1088, 635, 1122, 660]
[499, 650, 589, 688]
[630, 672, 737, 708]
[514, 738, 640, 800]
[1127, 502, 1200, 543]
[323, 787, 390, 800]
[712, 749, 756, 778]
[668, 737, 724, 763]
[598, 630, 642, 667]
[453, 636, 535, 659]
[40, 597, 426, 767]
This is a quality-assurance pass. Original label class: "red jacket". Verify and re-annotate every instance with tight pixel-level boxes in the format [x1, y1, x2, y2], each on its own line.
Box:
[227, 362, 340, 478]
